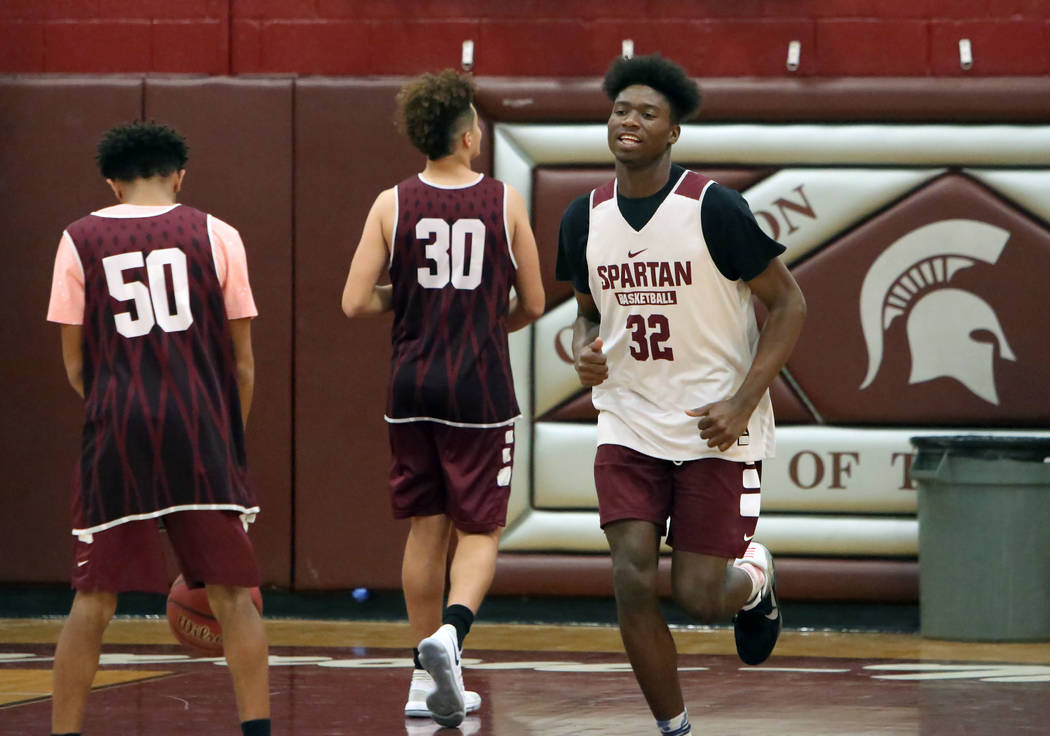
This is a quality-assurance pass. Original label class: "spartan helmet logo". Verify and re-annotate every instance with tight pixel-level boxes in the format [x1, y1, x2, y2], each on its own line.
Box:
[859, 219, 1016, 405]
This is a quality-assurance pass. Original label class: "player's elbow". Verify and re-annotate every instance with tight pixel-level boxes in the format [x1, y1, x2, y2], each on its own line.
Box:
[341, 291, 365, 319]
[65, 362, 84, 398]
[521, 287, 546, 323]
[522, 297, 545, 323]
[235, 355, 254, 391]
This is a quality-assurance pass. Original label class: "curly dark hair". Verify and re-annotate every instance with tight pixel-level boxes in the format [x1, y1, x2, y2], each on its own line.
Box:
[397, 69, 476, 160]
[96, 121, 189, 181]
[602, 54, 702, 124]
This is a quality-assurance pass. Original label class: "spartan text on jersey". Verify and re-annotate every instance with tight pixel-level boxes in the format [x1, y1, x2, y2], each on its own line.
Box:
[596, 260, 692, 290]
[596, 259, 692, 307]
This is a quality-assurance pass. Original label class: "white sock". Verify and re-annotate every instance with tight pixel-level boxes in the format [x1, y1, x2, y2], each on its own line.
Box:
[733, 557, 766, 611]
[657, 709, 691, 735]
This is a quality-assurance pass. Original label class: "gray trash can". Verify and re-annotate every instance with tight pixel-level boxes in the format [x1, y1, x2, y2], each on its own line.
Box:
[910, 435, 1050, 641]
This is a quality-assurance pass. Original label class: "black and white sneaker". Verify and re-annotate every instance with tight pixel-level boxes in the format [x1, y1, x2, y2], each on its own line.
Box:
[733, 542, 781, 666]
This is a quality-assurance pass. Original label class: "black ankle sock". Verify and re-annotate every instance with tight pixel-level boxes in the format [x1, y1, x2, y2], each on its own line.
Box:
[241, 718, 271, 736]
[413, 646, 423, 669]
[442, 604, 475, 649]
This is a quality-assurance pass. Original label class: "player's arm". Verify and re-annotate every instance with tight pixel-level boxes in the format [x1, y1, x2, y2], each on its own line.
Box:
[688, 258, 806, 451]
[571, 291, 607, 387]
[342, 188, 395, 318]
[504, 184, 545, 332]
[60, 324, 84, 399]
[229, 317, 254, 427]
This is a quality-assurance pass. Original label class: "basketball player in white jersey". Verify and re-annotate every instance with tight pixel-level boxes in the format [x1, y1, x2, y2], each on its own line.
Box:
[556, 55, 806, 736]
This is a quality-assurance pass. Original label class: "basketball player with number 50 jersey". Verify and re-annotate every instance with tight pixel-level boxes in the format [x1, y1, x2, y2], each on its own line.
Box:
[46, 122, 270, 736]
[342, 70, 544, 729]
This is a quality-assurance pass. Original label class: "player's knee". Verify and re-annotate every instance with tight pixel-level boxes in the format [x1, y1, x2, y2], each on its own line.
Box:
[205, 584, 251, 622]
[72, 590, 118, 629]
[611, 557, 659, 604]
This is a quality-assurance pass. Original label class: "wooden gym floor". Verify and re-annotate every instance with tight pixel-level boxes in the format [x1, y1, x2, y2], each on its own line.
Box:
[2, 617, 1049, 735]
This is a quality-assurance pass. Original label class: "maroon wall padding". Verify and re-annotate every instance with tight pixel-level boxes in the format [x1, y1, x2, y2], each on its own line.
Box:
[790, 173, 1050, 426]
[492, 554, 918, 603]
[144, 78, 295, 586]
[769, 376, 815, 424]
[478, 77, 1050, 123]
[9, 3, 1050, 78]
[292, 77, 495, 590]
[0, 78, 143, 583]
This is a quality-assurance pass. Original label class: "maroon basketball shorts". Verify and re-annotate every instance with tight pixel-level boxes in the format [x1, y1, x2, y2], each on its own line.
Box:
[71, 510, 261, 594]
[387, 421, 515, 533]
[593, 444, 762, 559]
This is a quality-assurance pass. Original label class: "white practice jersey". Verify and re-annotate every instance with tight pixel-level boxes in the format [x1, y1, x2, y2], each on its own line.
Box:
[585, 170, 775, 462]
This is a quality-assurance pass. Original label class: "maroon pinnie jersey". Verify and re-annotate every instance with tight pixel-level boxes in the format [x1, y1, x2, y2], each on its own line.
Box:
[387, 174, 520, 425]
[66, 205, 256, 533]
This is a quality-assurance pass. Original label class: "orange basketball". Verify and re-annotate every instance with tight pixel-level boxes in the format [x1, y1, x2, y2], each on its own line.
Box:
[166, 574, 263, 656]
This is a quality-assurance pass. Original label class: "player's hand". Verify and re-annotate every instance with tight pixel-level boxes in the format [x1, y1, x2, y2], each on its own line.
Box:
[575, 337, 608, 387]
[685, 398, 750, 452]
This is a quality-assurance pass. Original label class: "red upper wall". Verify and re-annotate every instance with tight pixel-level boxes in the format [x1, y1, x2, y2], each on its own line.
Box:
[2, 0, 1050, 76]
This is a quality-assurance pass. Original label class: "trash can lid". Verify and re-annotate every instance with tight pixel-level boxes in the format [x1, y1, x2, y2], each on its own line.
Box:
[910, 435, 1050, 462]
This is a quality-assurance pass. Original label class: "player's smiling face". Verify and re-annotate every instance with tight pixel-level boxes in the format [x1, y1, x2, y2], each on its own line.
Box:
[608, 84, 679, 164]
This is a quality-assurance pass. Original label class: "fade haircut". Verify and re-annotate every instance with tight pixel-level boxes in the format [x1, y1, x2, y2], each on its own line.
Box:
[96, 121, 189, 181]
[602, 54, 702, 124]
[397, 69, 476, 160]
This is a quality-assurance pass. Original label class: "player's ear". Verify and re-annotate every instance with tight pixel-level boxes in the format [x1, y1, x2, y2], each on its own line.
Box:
[668, 124, 681, 145]
[174, 169, 186, 193]
[105, 178, 123, 202]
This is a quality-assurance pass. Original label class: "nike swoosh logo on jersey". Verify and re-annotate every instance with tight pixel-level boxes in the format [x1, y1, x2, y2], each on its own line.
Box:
[743, 532, 755, 542]
[627, 248, 648, 258]
[76, 560, 89, 567]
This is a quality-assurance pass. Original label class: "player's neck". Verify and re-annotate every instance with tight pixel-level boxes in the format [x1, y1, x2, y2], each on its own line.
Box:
[118, 194, 179, 206]
[114, 184, 179, 206]
[420, 154, 478, 187]
[108, 173, 183, 206]
[615, 153, 673, 199]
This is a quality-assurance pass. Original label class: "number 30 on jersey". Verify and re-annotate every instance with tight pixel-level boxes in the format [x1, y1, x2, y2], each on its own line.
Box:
[416, 217, 485, 290]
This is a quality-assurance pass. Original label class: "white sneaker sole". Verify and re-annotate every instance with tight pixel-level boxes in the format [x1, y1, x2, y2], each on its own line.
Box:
[418, 637, 465, 727]
[406, 693, 480, 718]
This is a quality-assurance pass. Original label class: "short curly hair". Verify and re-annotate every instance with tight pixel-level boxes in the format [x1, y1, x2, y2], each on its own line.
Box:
[397, 69, 476, 160]
[602, 54, 701, 124]
[96, 121, 189, 181]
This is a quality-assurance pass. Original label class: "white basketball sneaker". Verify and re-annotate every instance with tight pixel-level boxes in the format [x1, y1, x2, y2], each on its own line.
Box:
[418, 624, 468, 727]
[404, 669, 481, 718]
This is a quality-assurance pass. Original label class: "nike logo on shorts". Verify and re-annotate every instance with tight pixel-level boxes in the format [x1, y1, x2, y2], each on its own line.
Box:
[743, 533, 755, 542]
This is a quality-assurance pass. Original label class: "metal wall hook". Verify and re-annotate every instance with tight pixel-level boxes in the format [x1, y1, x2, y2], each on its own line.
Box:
[959, 38, 973, 70]
[786, 40, 801, 72]
[462, 39, 475, 71]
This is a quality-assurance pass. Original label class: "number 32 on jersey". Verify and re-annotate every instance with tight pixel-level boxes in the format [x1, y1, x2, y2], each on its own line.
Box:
[626, 313, 673, 361]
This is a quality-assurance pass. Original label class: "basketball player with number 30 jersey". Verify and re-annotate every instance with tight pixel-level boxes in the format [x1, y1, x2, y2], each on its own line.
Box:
[46, 122, 270, 736]
[342, 70, 544, 729]
[556, 56, 806, 736]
